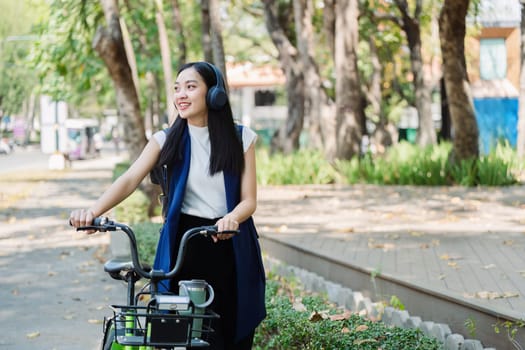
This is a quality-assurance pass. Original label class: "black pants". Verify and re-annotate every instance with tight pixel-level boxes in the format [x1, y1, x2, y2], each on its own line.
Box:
[170, 213, 254, 350]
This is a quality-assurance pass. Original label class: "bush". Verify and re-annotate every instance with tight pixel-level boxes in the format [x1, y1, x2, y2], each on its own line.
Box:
[257, 149, 339, 185]
[254, 273, 441, 349]
[257, 142, 521, 186]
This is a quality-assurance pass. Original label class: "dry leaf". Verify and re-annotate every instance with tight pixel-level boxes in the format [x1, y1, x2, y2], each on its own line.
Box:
[420, 243, 429, 249]
[337, 227, 355, 233]
[88, 319, 103, 324]
[355, 324, 369, 332]
[276, 225, 288, 233]
[329, 311, 352, 321]
[308, 311, 327, 322]
[503, 240, 514, 246]
[293, 301, 307, 312]
[26, 331, 40, 339]
[354, 339, 377, 345]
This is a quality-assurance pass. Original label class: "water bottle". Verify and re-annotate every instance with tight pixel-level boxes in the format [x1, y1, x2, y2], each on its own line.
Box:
[178, 279, 214, 339]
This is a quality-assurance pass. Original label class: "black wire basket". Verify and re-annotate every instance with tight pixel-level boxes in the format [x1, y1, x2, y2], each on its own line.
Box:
[108, 304, 219, 348]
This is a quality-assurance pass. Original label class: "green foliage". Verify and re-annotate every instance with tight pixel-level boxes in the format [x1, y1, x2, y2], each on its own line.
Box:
[30, 0, 107, 102]
[253, 273, 441, 349]
[256, 142, 520, 187]
[111, 161, 149, 224]
[0, 0, 46, 115]
[133, 221, 162, 265]
[256, 148, 339, 185]
[114, 191, 150, 224]
[390, 295, 406, 311]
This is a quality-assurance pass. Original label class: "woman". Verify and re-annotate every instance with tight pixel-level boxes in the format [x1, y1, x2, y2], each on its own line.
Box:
[69, 62, 266, 349]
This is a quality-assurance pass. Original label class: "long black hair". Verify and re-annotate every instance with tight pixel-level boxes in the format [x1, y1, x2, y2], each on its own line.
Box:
[157, 61, 245, 176]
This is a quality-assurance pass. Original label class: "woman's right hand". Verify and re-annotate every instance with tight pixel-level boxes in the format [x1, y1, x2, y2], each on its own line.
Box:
[69, 209, 96, 234]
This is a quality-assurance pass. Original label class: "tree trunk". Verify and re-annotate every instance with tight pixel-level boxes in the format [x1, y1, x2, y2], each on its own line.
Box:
[171, 0, 187, 65]
[334, 0, 364, 160]
[366, 38, 396, 153]
[209, 0, 227, 81]
[119, 18, 139, 96]
[262, 0, 305, 154]
[439, 0, 478, 161]
[155, 0, 176, 122]
[200, 0, 213, 62]
[517, 0, 525, 157]
[294, 0, 335, 156]
[94, 0, 146, 161]
[439, 77, 452, 141]
[394, 0, 436, 146]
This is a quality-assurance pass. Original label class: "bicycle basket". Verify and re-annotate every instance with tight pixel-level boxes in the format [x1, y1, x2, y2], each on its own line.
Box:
[109, 304, 219, 348]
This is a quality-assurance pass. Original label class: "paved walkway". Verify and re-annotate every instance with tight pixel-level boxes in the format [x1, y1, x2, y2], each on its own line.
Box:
[255, 185, 525, 348]
[2, 148, 525, 349]
[0, 150, 125, 350]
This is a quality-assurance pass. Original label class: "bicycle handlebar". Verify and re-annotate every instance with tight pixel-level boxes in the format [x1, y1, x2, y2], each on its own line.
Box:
[76, 217, 239, 284]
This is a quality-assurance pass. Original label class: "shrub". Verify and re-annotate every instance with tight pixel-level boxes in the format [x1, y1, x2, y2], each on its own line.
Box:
[258, 142, 520, 187]
[254, 273, 441, 349]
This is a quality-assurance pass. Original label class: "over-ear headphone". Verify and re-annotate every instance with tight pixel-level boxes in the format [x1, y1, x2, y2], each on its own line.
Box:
[204, 62, 228, 110]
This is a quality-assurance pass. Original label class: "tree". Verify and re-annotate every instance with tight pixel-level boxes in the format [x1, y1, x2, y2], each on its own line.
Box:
[439, 0, 478, 161]
[334, 0, 364, 160]
[155, 0, 175, 121]
[93, 0, 146, 160]
[170, 0, 187, 65]
[262, 0, 305, 153]
[391, 0, 437, 146]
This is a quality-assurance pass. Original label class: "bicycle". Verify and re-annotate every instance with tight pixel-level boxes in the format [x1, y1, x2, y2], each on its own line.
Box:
[76, 216, 238, 350]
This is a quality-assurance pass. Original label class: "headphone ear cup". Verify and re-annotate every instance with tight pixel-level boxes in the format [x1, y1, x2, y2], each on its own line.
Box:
[207, 85, 228, 110]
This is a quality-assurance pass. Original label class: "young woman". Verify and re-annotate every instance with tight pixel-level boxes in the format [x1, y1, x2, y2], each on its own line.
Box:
[69, 62, 266, 349]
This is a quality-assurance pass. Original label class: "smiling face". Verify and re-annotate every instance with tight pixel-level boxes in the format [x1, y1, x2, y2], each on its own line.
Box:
[173, 67, 209, 126]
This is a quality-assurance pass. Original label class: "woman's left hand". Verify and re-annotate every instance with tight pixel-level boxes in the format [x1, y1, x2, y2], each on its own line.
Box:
[213, 215, 238, 242]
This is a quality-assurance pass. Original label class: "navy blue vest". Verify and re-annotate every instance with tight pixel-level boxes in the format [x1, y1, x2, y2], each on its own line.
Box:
[152, 125, 266, 341]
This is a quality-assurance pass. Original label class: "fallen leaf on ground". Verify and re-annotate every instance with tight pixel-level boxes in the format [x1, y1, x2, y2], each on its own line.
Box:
[309, 311, 327, 322]
[276, 225, 288, 233]
[355, 324, 369, 332]
[464, 291, 520, 299]
[26, 331, 40, 339]
[329, 311, 352, 321]
[293, 301, 307, 312]
[88, 319, 103, 324]
[337, 227, 355, 233]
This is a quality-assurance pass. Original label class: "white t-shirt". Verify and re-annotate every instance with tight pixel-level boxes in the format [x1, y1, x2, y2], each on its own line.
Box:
[153, 125, 257, 219]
